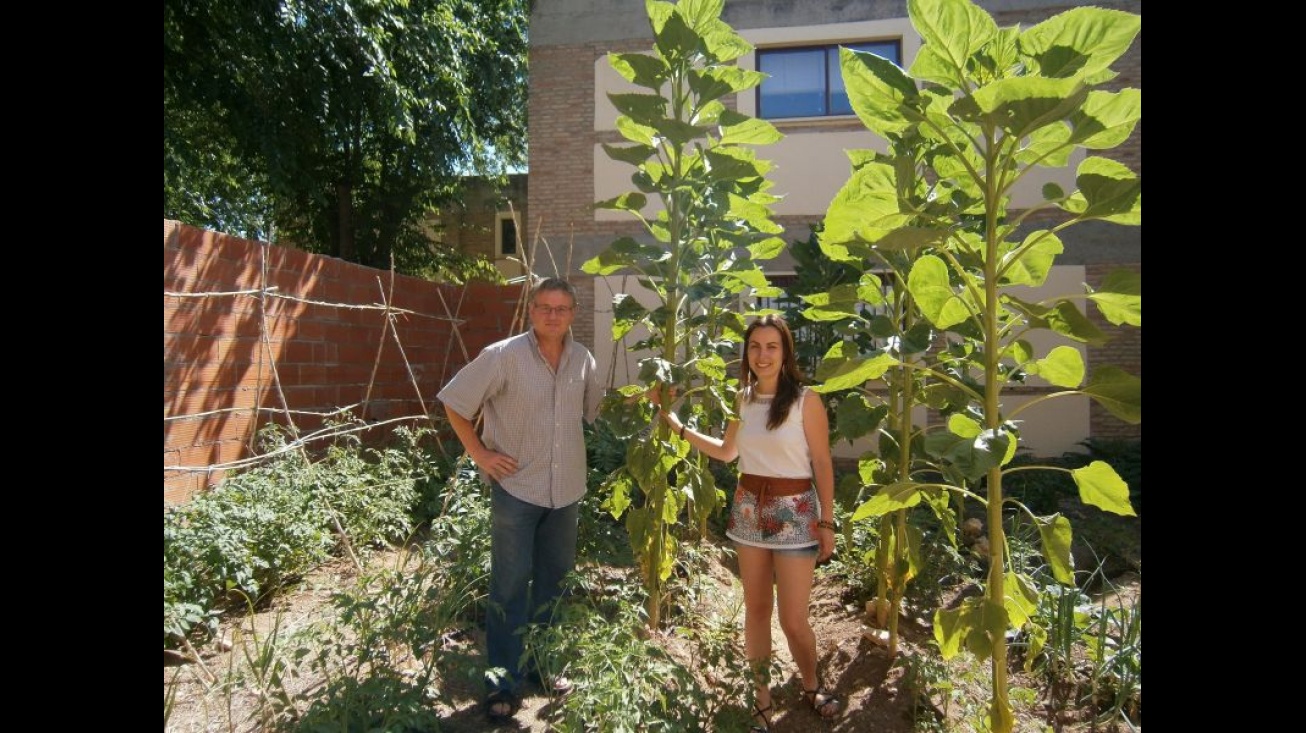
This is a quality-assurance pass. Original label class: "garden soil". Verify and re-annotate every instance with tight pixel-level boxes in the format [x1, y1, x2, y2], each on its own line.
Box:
[166, 510, 1140, 733]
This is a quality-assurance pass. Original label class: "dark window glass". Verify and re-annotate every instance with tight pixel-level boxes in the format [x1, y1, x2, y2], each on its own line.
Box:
[758, 40, 902, 120]
[500, 217, 517, 256]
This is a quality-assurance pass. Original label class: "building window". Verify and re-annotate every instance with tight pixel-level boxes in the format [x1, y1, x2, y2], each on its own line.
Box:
[496, 212, 518, 257]
[757, 41, 901, 120]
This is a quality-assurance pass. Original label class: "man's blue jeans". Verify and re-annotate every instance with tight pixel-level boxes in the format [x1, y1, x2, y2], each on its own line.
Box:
[486, 482, 579, 694]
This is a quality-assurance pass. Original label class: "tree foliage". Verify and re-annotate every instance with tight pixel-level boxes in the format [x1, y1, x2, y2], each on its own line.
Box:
[164, 0, 528, 276]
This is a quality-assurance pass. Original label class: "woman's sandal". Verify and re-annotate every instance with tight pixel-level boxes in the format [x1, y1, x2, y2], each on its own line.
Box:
[803, 687, 842, 719]
[749, 702, 773, 732]
[483, 689, 519, 723]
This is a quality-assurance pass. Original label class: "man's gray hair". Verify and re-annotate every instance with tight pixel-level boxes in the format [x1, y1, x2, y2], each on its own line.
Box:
[530, 277, 578, 306]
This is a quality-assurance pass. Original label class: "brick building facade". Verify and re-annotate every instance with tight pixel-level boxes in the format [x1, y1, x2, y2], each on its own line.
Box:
[525, 0, 1141, 451]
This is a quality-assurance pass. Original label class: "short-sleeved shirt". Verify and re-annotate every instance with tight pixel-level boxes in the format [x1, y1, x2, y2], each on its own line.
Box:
[437, 330, 603, 509]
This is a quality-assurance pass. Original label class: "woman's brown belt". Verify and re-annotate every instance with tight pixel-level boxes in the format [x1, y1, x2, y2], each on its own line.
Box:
[738, 473, 812, 508]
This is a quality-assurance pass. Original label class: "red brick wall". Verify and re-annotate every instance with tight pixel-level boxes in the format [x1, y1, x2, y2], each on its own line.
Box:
[164, 220, 528, 506]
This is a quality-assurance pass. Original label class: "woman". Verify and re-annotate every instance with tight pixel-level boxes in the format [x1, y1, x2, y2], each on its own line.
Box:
[658, 315, 841, 730]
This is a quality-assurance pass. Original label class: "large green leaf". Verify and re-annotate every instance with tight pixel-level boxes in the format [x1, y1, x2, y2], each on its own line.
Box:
[1004, 571, 1040, 627]
[653, 117, 708, 146]
[581, 235, 660, 275]
[1081, 365, 1141, 424]
[608, 93, 668, 124]
[602, 143, 657, 165]
[1035, 513, 1075, 584]
[1088, 268, 1141, 326]
[1072, 461, 1137, 516]
[702, 25, 752, 64]
[645, 0, 675, 35]
[1020, 6, 1141, 82]
[678, 0, 724, 30]
[612, 293, 649, 340]
[1068, 88, 1141, 149]
[853, 481, 925, 520]
[1033, 345, 1084, 388]
[841, 46, 919, 136]
[1012, 299, 1107, 345]
[908, 0, 997, 87]
[821, 160, 903, 251]
[800, 283, 866, 322]
[814, 348, 898, 392]
[746, 236, 786, 261]
[727, 193, 782, 233]
[1018, 123, 1074, 168]
[949, 413, 982, 439]
[966, 597, 1008, 662]
[720, 266, 771, 292]
[694, 352, 728, 381]
[654, 6, 700, 62]
[908, 255, 972, 329]
[926, 428, 1010, 482]
[719, 117, 783, 146]
[934, 603, 969, 659]
[616, 115, 659, 146]
[934, 595, 1007, 662]
[1061, 156, 1140, 224]
[602, 469, 634, 519]
[609, 52, 668, 90]
[964, 76, 1088, 139]
[873, 227, 950, 251]
[594, 193, 649, 213]
[705, 147, 768, 180]
[1000, 231, 1062, 287]
[835, 393, 888, 442]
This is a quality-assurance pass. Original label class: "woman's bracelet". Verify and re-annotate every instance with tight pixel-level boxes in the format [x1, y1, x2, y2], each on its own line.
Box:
[817, 520, 838, 531]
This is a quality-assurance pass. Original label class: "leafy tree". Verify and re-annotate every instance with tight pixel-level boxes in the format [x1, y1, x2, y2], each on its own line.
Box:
[811, 0, 1141, 729]
[164, 0, 528, 275]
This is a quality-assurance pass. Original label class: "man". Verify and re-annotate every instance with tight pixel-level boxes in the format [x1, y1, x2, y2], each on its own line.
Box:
[437, 277, 604, 723]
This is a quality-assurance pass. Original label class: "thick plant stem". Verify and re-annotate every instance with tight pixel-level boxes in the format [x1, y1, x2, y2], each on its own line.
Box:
[982, 128, 1011, 733]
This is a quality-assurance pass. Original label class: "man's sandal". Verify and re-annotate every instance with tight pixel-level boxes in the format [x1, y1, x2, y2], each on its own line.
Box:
[749, 702, 773, 732]
[484, 689, 519, 723]
[803, 688, 842, 719]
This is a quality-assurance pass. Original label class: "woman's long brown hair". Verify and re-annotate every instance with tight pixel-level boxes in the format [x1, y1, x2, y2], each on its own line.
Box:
[740, 314, 805, 430]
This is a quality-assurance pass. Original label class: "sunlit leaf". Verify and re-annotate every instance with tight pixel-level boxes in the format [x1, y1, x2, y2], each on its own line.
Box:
[1088, 268, 1141, 326]
[719, 117, 784, 145]
[1033, 345, 1084, 388]
[853, 481, 925, 520]
[841, 46, 919, 135]
[949, 413, 982, 439]
[1072, 461, 1136, 516]
[908, 255, 971, 329]
[908, 0, 997, 87]
[1081, 366, 1140, 424]
[1068, 88, 1141, 149]
[1061, 156, 1140, 224]
[1035, 513, 1075, 584]
[610, 51, 669, 89]
[1020, 6, 1141, 81]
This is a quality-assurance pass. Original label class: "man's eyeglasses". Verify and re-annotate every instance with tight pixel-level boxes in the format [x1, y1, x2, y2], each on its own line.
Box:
[532, 304, 575, 316]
